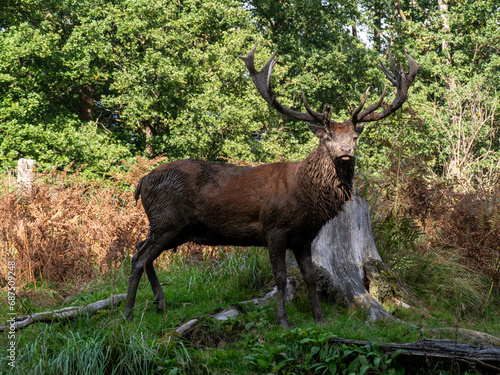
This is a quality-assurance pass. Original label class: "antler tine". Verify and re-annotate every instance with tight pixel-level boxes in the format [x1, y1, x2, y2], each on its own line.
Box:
[379, 51, 397, 86]
[240, 46, 278, 104]
[356, 49, 420, 123]
[301, 89, 325, 124]
[356, 84, 387, 121]
[404, 50, 419, 84]
[241, 45, 322, 124]
[266, 57, 278, 101]
[350, 87, 370, 124]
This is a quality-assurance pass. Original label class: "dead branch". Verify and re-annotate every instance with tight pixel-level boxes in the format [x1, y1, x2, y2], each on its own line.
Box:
[0, 294, 126, 332]
[429, 327, 500, 346]
[173, 277, 298, 337]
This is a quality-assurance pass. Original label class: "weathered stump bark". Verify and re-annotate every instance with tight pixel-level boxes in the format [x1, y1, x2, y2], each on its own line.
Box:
[311, 195, 401, 321]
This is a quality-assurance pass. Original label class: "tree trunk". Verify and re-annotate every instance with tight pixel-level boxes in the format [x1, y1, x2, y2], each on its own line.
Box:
[145, 124, 155, 158]
[311, 195, 402, 321]
[78, 85, 94, 122]
[437, 0, 455, 91]
[373, 5, 382, 52]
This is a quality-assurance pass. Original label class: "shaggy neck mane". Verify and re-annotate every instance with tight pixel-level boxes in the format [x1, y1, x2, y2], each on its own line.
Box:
[298, 146, 355, 223]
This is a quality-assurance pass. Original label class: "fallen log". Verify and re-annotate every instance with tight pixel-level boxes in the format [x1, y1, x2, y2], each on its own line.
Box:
[330, 337, 500, 374]
[0, 294, 127, 332]
[174, 308, 241, 336]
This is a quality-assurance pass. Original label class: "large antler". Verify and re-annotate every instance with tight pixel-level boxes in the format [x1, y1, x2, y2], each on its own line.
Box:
[240, 46, 329, 126]
[351, 50, 420, 124]
[241, 46, 420, 129]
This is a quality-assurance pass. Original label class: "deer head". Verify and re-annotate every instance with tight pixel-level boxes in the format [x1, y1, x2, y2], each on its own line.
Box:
[240, 46, 420, 161]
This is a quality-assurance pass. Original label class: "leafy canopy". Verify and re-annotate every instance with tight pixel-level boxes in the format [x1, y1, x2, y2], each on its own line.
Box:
[0, 0, 498, 183]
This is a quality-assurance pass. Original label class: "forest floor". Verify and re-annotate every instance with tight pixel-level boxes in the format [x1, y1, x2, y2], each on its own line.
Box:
[1, 246, 499, 375]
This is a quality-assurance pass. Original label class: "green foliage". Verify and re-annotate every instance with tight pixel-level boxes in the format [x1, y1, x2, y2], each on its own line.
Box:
[96, 0, 272, 161]
[0, 117, 131, 177]
[1, 0, 498, 180]
[0, 0, 271, 173]
[0, 1, 133, 176]
[244, 327, 406, 374]
[389, 0, 500, 186]
[247, 0, 382, 116]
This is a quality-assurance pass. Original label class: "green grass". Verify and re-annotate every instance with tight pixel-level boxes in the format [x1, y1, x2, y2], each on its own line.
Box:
[1, 246, 497, 374]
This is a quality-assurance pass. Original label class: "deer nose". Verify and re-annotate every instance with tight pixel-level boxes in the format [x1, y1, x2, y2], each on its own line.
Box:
[340, 146, 352, 153]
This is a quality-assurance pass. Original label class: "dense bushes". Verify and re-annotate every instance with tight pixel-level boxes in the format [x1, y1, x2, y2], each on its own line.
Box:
[363, 156, 500, 317]
[0, 168, 146, 284]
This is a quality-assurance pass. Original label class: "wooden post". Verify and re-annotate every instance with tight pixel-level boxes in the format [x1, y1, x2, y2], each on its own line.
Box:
[17, 158, 35, 195]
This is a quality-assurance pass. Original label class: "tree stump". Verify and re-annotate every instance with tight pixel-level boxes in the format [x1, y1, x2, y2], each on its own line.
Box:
[311, 195, 401, 321]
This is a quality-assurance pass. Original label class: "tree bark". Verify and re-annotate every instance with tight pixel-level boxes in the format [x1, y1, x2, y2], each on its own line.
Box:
[373, 4, 382, 52]
[78, 85, 94, 121]
[437, 0, 456, 91]
[144, 124, 156, 158]
[311, 195, 402, 321]
[394, 1, 407, 22]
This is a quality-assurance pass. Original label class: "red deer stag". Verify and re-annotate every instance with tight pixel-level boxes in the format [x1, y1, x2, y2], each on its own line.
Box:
[124, 46, 419, 326]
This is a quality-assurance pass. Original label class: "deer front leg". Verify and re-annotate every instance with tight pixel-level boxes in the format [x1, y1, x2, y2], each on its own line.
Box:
[293, 244, 326, 324]
[268, 237, 289, 327]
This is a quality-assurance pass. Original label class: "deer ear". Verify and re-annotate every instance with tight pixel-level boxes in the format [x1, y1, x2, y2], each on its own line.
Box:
[308, 123, 326, 138]
[355, 123, 364, 135]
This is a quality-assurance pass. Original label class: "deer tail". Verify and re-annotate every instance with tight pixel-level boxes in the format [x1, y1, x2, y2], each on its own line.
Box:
[134, 177, 144, 203]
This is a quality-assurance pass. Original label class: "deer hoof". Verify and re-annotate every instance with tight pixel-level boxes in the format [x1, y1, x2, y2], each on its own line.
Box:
[154, 299, 166, 314]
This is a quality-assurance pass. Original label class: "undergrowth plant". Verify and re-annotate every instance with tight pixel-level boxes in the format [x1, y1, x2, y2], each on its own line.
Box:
[0, 157, 164, 285]
[244, 327, 406, 374]
[358, 132, 500, 323]
[0, 231, 494, 375]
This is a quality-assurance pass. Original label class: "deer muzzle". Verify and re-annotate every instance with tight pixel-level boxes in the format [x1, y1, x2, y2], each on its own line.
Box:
[339, 145, 354, 160]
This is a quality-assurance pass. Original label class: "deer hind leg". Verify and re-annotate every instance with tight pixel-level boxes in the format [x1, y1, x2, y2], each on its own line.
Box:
[145, 262, 165, 313]
[124, 233, 179, 320]
[135, 238, 167, 313]
[267, 236, 289, 327]
[293, 244, 326, 324]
